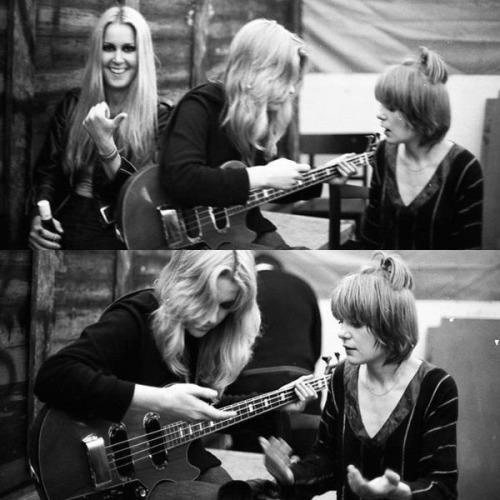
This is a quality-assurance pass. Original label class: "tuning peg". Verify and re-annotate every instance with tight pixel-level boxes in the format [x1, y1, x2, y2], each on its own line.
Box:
[323, 353, 341, 374]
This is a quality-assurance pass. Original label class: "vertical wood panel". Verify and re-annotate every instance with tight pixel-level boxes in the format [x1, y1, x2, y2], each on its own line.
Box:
[190, 0, 211, 87]
[1, 0, 36, 248]
[0, 251, 33, 495]
[28, 250, 58, 421]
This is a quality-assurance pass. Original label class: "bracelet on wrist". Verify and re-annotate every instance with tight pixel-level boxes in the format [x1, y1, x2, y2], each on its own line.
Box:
[99, 145, 119, 163]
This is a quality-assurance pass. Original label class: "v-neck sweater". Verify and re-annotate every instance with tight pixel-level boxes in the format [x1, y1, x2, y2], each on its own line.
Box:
[288, 360, 458, 499]
[361, 140, 483, 249]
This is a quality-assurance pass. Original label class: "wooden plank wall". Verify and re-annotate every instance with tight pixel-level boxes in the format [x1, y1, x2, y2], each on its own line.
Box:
[0, 0, 36, 249]
[0, 0, 301, 250]
[0, 250, 174, 500]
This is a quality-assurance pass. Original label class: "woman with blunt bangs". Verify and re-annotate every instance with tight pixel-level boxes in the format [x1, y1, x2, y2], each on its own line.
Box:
[361, 46, 483, 249]
[34, 250, 317, 500]
[160, 19, 354, 249]
[260, 252, 459, 500]
[29, 5, 172, 250]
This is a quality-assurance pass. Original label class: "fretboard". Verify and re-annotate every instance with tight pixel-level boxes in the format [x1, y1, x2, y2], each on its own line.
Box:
[162, 373, 331, 449]
[231, 150, 374, 216]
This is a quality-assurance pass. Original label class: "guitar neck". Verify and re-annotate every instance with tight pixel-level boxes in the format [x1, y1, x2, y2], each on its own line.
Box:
[163, 373, 331, 449]
[243, 150, 374, 212]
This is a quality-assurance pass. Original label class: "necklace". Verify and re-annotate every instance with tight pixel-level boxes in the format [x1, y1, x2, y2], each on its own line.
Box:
[363, 366, 402, 396]
[404, 163, 425, 173]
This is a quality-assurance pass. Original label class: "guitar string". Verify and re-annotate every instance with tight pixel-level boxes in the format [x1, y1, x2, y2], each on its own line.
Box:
[103, 375, 331, 472]
[105, 389, 317, 474]
[178, 153, 372, 237]
[173, 152, 374, 242]
[105, 375, 331, 471]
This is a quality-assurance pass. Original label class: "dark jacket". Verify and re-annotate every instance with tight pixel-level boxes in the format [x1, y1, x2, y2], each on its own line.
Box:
[33, 289, 221, 473]
[31, 89, 172, 216]
[159, 81, 321, 238]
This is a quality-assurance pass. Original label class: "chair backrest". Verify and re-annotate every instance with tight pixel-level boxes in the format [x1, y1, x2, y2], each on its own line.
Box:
[328, 184, 370, 248]
[299, 133, 377, 186]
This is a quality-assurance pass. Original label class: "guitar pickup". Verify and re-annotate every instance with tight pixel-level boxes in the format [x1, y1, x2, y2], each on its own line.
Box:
[83, 434, 112, 488]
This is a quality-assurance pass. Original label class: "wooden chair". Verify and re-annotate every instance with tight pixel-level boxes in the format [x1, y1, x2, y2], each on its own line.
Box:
[292, 133, 376, 248]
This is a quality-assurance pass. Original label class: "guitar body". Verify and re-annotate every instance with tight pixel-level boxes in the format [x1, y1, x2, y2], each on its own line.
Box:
[116, 162, 256, 249]
[116, 140, 378, 249]
[30, 406, 198, 500]
[116, 164, 172, 250]
[30, 373, 333, 500]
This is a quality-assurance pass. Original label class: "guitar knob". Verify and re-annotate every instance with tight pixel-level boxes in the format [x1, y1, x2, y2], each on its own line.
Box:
[135, 486, 147, 498]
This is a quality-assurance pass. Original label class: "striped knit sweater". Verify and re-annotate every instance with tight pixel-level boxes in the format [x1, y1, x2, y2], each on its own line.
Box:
[288, 360, 458, 500]
[361, 141, 483, 249]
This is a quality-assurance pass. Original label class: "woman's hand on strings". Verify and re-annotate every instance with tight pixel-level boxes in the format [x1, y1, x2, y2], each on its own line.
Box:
[248, 158, 310, 190]
[325, 153, 358, 185]
[280, 374, 318, 413]
[132, 383, 237, 423]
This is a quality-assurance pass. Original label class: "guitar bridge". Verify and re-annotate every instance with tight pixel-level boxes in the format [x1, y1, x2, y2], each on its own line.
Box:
[83, 434, 112, 488]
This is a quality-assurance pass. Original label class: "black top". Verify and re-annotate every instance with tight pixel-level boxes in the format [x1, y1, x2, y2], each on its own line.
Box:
[31, 89, 172, 216]
[361, 140, 483, 249]
[159, 81, 321, 238]
[34, 289, 221, 473]
[287, 360, 459, 499]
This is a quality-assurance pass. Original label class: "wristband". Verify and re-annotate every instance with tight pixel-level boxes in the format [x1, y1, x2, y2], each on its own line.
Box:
[99, 146, 119, 163]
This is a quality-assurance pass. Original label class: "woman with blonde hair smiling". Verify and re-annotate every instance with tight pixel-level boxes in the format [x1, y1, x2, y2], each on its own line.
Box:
[160, 19, 354, 249]
[260, 252, 459, 499]
[29, 5, 171, 249]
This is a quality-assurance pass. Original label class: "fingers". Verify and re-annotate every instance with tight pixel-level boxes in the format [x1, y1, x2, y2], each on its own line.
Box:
[347, 464, 367, 493]
[204, 405, 237, 421]
[113, 112, 128, 127]
[30, 216, 62, 249]
[259, 436, 293, 464]
[184, 384, 219, 401]
[293, 375, 318, 402]
[384, 469, 401, 485]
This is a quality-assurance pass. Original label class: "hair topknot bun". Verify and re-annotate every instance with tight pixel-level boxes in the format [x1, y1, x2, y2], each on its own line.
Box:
[374, 252, 414, 291]
[419, 46, 448, 85]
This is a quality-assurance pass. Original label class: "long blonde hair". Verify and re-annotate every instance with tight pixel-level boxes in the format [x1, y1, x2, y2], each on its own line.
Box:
[222, 19, 307, 163]
[64, 6, 158, 177]
[152, 250, 261, 392]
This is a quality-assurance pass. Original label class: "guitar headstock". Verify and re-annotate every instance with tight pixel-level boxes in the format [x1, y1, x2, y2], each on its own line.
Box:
[322, 352, 341, 375]
[365, 132, 381, 152]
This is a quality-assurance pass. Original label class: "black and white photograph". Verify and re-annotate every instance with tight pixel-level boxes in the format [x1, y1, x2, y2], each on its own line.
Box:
[1, 1, 500, 500]
[1, 250, 500, 500]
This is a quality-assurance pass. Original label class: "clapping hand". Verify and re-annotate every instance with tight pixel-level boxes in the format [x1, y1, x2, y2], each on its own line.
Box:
[347, 465, 412, 499]
[259, 436, 296, 486]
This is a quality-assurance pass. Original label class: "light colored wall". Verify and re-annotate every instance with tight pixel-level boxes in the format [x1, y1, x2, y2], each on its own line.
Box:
[316, 299, 500, 372]
[300, 73, 500, 160]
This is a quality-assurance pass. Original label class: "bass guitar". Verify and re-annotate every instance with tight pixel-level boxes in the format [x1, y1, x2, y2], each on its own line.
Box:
[116, 135, 377, 249]
[30, 373, 332, 500]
